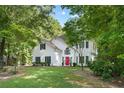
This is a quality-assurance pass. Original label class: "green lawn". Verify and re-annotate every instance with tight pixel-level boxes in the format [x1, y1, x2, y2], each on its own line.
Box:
[0, 67, 83, 88]
[0, 67, 116, 88]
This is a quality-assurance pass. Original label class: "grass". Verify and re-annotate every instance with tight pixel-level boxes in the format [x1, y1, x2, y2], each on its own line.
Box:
[0, 67, 83, 88]
[0, 67, 116, 88]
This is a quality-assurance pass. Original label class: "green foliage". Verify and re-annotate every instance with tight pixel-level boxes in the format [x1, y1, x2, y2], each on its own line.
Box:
[63, 5, 124, 79]
[112, 62, 124, 77]
[90, 61, 113, 80]
[63, 18, 82, 46]
[90, 61, 124, 80]
[0, 6, 63, 67]
[90, 61, 106, 76]
[117, 54, 124, 60]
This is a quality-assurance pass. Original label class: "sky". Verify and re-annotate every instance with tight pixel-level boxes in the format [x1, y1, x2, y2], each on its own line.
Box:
[52, 5, 71, 27]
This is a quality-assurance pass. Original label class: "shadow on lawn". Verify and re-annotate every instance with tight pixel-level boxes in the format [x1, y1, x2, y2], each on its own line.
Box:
[0, 67, 87, 88]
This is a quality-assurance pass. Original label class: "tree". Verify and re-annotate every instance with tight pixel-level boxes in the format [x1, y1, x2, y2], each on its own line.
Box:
[63, 18, 85, 70]
[63, 5, 124, 61]
[0, 5, 63, 70]
[63, 5, 124, 78]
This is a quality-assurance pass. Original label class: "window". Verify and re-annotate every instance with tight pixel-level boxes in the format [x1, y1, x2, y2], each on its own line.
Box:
[79, 43, 82, 48]
[86, 41, 89, 48]
[64, 48, 70, 55]
[76, 44, 78, 49]
[79, 56, 84, 63]
[35, 57, 40, 63]
[93, 43, 95, 50]
[86, 56, 89, 63]
[70, 57, 72, 63]
[62, 57, 64, 66]
[79, 41, 84, 48]
[45, 56, 51, 63]
[45, 56, 51, 66]
[82, 41, 84, 48]
[40, 43, 46, 50]
[76, 57, 78, 63]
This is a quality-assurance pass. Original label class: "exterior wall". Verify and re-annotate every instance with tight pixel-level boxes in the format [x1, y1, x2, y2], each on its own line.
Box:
[61, 48, 75, 66]
[72, 40, 97, 66]
[32, 37, 97, 67]
[32, 42, 62, 66]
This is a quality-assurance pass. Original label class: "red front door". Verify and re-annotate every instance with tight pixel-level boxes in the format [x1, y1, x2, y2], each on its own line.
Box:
[65, 57, 70, 65]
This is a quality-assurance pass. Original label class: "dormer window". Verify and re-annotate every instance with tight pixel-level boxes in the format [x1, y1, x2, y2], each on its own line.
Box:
[40, 43, 46, 50]
[64, 48, 70, 55]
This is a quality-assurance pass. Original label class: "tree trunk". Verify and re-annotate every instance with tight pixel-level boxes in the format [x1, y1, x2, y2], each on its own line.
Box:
[0, 37, 5, 69]
[79, 54, 84, 71]
[7, 43, 10, 66]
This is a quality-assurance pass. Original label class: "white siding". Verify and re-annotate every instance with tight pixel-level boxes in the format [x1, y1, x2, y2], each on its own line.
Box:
[32, 37, 97, 66]
[32, 43, 62, 66]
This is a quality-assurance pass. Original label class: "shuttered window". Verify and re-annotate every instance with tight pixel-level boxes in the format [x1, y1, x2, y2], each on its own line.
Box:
[35, 57, 40, 63]
[40, 43, 46, 50]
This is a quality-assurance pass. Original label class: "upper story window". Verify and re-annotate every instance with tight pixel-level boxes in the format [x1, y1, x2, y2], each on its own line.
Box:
[40, 43, 46, 50]
[76, 44, 78, 49]
[64, 48, 70, 55]
[86, 41, 89, 48]
[79, 43, 81, 49]
[79, 41, 84, 48]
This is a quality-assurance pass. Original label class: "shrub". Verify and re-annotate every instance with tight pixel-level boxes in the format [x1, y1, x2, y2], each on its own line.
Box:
[87, 61, 92, 67]
[120, 71, 124, 78]
[90, 60, 106, 76]
[111, 61, 124, 77]
[115, 61, 124, 78]
[33, 62, 48, 66]
[90, 59, 124, 80]
[90, 60, 113, 80]
[102, 62, 113, 80]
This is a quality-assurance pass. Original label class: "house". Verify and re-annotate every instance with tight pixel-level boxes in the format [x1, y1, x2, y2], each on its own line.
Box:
[32, 36, 97, 66]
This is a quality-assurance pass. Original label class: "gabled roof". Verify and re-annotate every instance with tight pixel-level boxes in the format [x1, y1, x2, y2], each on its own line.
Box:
[47, 41, 62, 52]
[41, 39, 62, 52]
[40, 35, 68, 52]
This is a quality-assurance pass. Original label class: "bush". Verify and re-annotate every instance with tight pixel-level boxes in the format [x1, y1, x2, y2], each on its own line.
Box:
[102, 62, 113, 80]
[110, 61, 124, 78]
[73, 63, 77, 67]
[87, 61, 92, 67]
[33, 62, 51, 66]
[115, 61, 124, 78]
[90, 60, 124, 80]
[120, 71, 124, 78]
[90, 60, 106, 76]
[90, 60, 113, 80]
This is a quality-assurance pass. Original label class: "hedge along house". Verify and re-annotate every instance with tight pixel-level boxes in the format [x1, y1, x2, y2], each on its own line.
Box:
[32, 36, 97, 66]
